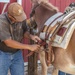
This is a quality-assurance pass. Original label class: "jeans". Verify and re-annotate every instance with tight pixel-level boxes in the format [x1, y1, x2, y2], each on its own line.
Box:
[0, 50, 24, 75]
[58, 70, 71, 75]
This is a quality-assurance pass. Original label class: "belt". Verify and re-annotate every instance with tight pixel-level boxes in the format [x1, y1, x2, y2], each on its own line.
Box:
[0, 42, 20, 53]
[0, 49, 19, 53]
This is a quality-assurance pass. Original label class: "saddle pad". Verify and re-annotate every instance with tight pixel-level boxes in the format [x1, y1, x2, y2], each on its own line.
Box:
[39, 12, 64, 40]
[53, 19, 74, 44]
[52, 19, 75, 49]
[45, 12, 63, 26]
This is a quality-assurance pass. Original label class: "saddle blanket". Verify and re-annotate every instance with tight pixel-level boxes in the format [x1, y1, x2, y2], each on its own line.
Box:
[52, 19, 75, 49]
[39, 12, 75, 49]
[39, 12, 64, 40]
[50, 19, 73, 44]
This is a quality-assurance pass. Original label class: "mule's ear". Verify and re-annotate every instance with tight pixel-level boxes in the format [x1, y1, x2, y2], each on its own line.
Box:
[53, 7, 59, 12]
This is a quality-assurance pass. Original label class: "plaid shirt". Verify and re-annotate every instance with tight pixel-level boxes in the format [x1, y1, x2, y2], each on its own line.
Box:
[0, 12, 29, 53]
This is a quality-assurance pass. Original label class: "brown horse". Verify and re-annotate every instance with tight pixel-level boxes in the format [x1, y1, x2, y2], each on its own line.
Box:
[29, 0, 75, 75]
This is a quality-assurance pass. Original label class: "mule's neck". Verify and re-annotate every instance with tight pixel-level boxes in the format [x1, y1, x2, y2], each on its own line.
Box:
[34, 5, 57, 29]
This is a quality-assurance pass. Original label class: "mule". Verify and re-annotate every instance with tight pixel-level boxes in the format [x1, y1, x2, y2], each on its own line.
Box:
[29, 0, 75, 75]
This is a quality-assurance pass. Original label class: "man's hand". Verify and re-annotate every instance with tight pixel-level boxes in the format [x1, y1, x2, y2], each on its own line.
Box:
[24, 32, 41, 42]
[30, 35, 41, 42]
[28, 44, 40, 51]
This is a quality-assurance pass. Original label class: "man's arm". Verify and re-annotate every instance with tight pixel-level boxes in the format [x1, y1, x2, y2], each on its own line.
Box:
[4, 38, 40, 51]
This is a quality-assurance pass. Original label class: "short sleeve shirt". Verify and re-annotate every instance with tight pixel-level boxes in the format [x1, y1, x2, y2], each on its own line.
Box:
[0, 12, 28, 42]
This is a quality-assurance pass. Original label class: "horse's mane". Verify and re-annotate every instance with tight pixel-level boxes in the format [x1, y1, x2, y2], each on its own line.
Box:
[31, 0, 58, 11]
[39, 1, 58, 12]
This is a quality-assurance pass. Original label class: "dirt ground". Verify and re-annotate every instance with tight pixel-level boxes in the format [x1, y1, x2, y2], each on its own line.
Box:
[25, 64, 54, 75]
[8, 64, 54, 75]
[37, 64, 54, 75]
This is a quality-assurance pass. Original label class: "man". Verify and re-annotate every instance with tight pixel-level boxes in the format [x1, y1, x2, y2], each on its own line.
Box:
[0, 2, 41, 75]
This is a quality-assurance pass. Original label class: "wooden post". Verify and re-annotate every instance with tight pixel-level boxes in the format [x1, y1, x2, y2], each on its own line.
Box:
[28, 52, 38, 75]
[28, 29, 38, 75]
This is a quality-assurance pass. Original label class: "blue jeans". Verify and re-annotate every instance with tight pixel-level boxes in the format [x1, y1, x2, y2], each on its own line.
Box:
[0, 50, 24, 75]
[58, 70, 71, 75]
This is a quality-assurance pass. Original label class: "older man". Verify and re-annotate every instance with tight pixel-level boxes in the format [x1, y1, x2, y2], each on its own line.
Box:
[0, 2, 41, 75]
